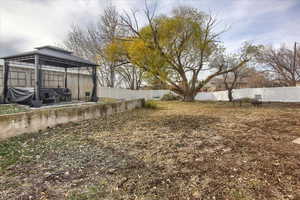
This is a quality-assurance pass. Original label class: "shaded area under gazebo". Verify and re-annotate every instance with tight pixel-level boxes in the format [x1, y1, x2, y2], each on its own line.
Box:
[1, 46, 98, 107]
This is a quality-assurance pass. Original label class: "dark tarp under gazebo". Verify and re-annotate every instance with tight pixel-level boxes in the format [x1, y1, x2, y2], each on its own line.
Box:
[1, 46, 98, 107]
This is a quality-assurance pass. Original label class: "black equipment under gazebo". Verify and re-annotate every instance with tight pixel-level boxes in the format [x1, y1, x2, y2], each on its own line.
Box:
[1, 46, 98, 107]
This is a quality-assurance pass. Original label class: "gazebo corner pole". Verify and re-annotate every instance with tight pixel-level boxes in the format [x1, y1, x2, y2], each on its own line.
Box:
[64, 67, 68, 88]
[34, 54, 40, 102]
[2, 60, 10, 104]
[39, 60, 43, 88]
[77, 67, 80, 100]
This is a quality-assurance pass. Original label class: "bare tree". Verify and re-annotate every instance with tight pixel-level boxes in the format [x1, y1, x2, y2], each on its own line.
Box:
[222, 67, 250, 102]
[242, 68, 275, 88]
[64, 6, 130, 88]
[209, 47, 254, 101]
[256, 44, 300, 86]
[117, 64, 145, 90]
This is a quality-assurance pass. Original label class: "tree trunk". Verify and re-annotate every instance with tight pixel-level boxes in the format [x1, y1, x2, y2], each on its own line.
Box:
[291, 79, 297, 87]
[228, 89, 233, 102]
[110, 68, 115, 88]
[132, 65, 136, 90]
[183, 92, 196, 102]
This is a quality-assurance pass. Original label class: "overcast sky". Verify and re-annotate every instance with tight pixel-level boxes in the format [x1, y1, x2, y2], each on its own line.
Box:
[0, 0, 299, 58]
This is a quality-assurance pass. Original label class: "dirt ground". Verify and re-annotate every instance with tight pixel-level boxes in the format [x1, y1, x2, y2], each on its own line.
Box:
[0, 101, 300, 200]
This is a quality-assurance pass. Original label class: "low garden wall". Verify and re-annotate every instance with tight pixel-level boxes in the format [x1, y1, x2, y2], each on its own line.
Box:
[0, 99, 144, 140]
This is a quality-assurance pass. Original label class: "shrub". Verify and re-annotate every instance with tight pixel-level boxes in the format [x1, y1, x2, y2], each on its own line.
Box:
[240, 97, 253, 103]
[99, 97, 119, 103]
[144, 100, 158, 109]
[161, 93, 181, 101]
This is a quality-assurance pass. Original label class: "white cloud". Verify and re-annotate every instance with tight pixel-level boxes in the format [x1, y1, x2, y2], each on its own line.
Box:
[217, 0, 298, 51]
[0, 0, 108, 54]
[0, 0, 299, 56]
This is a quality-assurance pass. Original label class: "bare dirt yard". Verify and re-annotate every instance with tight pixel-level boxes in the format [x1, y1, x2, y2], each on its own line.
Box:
[0, 101, 300, 200]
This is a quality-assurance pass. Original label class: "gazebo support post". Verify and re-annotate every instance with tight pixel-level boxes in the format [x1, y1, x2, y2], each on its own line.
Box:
[39, 60, 43, 88]
[2, 60, 10, 104]
[32, 54, 42, 107]
[77, 67, 80, 100]
[91, 66, 98, 102]
[64, 67, 68, 88]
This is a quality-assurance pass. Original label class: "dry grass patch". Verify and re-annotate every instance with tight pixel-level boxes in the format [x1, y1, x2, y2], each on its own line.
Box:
[0, 101, 300, 200]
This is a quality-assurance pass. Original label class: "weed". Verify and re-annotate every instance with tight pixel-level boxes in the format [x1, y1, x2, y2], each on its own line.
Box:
[144, 100, 158, 109]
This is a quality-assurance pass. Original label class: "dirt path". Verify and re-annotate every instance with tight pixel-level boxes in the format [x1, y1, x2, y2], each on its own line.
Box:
[1, 101, 300, 200]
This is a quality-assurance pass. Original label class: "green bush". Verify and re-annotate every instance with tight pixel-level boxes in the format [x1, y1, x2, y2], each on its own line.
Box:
[144, 100, 158, 109]
[240, 97, 253, 103]
[232, 97, 253, 103]
[161, 93, 181, 101]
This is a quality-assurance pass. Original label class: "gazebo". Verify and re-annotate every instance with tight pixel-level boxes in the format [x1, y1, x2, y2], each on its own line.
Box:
[1, 46, 98, 107]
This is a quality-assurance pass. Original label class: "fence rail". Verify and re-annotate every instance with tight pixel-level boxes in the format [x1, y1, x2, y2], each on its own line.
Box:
[98, 87, 170, 100]
[98, 87, 300, 102]
[195, 87, 300, 102]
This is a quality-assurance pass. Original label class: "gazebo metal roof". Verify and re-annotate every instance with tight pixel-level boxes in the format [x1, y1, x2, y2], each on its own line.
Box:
[0, 46, 97, 68]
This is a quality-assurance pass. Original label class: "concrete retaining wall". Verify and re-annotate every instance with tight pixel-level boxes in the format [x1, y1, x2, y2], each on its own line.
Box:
[0, 99, 144, 141]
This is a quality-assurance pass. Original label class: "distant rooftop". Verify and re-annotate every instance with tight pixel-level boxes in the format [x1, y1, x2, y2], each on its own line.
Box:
[0, 45, 97, 68]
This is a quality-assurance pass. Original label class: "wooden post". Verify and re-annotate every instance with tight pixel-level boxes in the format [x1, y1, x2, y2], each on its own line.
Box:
[64, 67, 68, 88]
[2, 60, 10, 103]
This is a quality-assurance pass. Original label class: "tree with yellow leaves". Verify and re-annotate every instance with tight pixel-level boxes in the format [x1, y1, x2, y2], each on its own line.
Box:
[106, 6, 256, 101]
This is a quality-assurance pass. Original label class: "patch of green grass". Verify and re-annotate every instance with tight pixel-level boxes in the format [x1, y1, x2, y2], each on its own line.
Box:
[68, 179, 125, 200]
[0, 140, 22, 171]
[98, 97, 119, 104]
[161, 93, 181, 101]
[144, 100, 158, 109]
[0, 104, 28, 115]
[0, 135, 34, 172]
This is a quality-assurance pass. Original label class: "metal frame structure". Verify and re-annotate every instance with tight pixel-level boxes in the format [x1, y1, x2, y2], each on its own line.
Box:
[1, 46, 98, 107]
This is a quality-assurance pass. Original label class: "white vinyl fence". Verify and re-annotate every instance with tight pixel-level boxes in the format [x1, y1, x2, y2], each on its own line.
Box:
[195, 87, 300, 102]
[98, 87, 171, 100]
[98, 86, 300, 102]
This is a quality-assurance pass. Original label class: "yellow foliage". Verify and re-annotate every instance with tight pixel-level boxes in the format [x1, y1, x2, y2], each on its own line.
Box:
[104, 40, 127, 62]
[104, 11, 217, 85]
